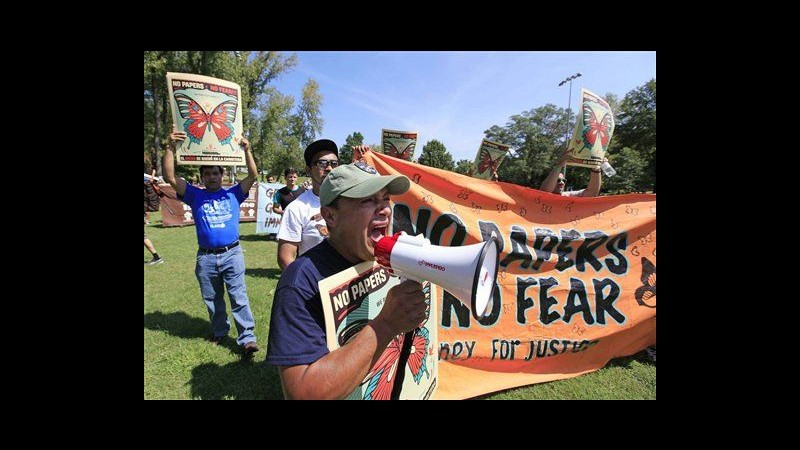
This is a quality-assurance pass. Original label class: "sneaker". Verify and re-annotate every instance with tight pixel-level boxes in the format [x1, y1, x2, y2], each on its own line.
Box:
[147, 257, 164, 265]
[242, 341, 259, 355]
[209, 334, 225, 345]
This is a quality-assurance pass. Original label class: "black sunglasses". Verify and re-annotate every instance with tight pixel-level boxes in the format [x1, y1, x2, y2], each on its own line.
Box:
[313, 160, 340, 169]
[557, 178, 566, 183]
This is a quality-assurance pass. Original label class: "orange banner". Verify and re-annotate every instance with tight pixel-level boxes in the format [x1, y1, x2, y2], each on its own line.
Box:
[362, 151, 656, 399]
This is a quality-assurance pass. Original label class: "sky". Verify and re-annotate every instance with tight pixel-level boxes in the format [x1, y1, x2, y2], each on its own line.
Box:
[271, 51, 656, 163]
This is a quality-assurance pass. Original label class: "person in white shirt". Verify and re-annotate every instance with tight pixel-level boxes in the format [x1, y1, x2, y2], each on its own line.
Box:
[276, 139, 340, 270]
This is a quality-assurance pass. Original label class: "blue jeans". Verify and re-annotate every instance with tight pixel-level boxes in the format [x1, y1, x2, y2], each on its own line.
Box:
[195, 246, 256, 346]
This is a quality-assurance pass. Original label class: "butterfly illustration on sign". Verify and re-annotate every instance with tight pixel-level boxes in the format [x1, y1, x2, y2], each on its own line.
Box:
[361, 326, 431, 400]
[582, 103, 613, 152]
[360, 282, 432, 400]
[478, 148, 504, 175]
[384, 141, 415, 160]
[635, 257, 656, 308]
[174, 93, 238, 150]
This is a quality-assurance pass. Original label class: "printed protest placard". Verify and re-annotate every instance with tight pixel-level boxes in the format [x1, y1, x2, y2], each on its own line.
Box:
[472, 139, 510, 180]
[381, 129, 417, 161]
[319, 261, 438, 400]
[256, 182, 284, 234]
[167, 72, 244, 166]
[566, 88, 615, 169]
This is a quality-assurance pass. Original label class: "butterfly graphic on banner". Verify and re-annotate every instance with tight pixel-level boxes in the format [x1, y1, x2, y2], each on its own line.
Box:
[582, 103, 613, 152]
[174, 93, 238, 150]
[478, 148, 504, 175]
[635, 257, 656, 308]
[383, 141, 415, 160]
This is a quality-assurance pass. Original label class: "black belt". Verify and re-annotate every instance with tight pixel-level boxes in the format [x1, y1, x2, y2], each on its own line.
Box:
[198, 241, 240, 254]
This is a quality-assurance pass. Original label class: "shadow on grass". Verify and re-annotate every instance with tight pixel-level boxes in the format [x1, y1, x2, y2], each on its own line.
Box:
[239, 234, 276, 242]
[190, 360, 284, 399]
[607, 348, 656, 368]
[245, 268, 282, 279]
[144, 311, 257, 354]
[144, 311, 266, 354]
[145, 311, 208, 340]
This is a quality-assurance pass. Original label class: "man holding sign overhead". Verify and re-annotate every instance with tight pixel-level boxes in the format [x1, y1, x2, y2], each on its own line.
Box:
[540, 149, 604, 197]
[163, 130, 260, 357]
[541, 88, 615, 197]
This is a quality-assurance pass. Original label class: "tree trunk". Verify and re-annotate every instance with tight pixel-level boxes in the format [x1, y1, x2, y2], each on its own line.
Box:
[151, 67, 163, 177]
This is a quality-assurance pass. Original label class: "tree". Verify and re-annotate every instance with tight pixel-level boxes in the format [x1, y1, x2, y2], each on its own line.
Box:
[454, 159, 474, 175]
[252, 88, 300, 179]
[604, 92, 622, 118]
[417, 139, 455, 171]
[267, 136, 305, 180]
[479, 84, 655, 194]
[614, 79, 656, 192]
[603, 147, 648, 194]
[231, 51, 298, 132]
[292, 79, 324, 149]
[144, 51, 300, 181]
[339, 132, 364, 164]
[484, 104, 570, 188]
[144, 51, 168, 176]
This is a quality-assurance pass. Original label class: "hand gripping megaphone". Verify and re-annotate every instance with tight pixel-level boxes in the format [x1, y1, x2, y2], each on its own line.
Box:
[374, 232, 500, 320]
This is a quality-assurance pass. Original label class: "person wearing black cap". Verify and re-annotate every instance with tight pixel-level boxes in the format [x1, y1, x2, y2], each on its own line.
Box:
[266, 160, 427, 399]
[275, 139, 340, 270]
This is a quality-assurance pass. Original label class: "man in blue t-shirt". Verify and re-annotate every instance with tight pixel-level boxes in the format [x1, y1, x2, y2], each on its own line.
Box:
[266, 158, 428, 399]
[163, 131, 259, 356]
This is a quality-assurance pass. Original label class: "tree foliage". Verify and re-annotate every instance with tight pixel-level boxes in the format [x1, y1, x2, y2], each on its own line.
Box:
[454, 159, 474, 175]
[252, 88, 301, 179]
[603, 147, 648, 194]
[292, 79, 324, 149]
[484, 104, 570, 188]
[339, 132, 364, 164]
[482, 79, 656, 194]
[143, 51, 317, 182]
[613, 79, 656, 191]
[417, 139, 455, 171]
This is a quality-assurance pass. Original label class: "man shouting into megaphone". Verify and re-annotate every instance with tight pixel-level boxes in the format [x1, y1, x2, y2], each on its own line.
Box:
[266, 148, 428, 400]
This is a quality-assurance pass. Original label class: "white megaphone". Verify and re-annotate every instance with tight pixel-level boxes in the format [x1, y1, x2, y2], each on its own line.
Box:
[374, 232, 500, 320]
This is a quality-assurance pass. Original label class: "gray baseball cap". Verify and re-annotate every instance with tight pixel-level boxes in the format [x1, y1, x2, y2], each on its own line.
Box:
[320, 161, 410, 206]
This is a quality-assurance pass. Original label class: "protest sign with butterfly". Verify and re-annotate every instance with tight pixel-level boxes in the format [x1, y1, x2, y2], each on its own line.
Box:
[319, 261, 438, 400]
[472, 139, 510, 180]
[566, 88, 615, 169]
[167, 72, 245, 166]
[381, 129, 417, 161]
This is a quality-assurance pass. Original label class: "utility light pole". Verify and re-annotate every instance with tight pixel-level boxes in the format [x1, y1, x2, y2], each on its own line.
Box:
[558, 72, 582, 145]
[558, 72, 582, 176]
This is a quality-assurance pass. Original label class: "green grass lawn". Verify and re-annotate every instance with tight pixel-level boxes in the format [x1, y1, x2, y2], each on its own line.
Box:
[144, 210, 655, 400]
